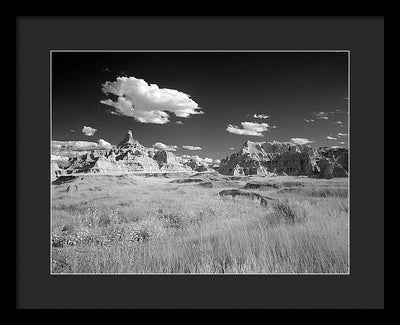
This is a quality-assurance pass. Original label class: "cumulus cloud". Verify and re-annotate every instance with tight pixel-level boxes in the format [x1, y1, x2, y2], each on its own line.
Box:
[339, 141, 345, 145]
[52, 141, 97, 151]
[253, 114, 270, 119]
[52, 139, 113, 151]
[229, 147, 235, 150]
[290, 138, 315, 145]
[181, 155, 217, 165]
[181, 155, 202, 163]
[182, 145, 202, 151]
[337, 133, 348, 137]
[51, 154, 69, 161]
[176, 121, 183, 125]
[327, 136, 338, 140]
[100, 76, 203, 124]
[304, 119, 315, 123]
[152, 142, 178, 151]
[98, 139, 113, 149]
[82, 126, 97, 136]
[226, 121, 275, 137]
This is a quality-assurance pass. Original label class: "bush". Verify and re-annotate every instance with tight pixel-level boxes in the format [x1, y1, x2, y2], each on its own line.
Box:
[269, 199, 308, 226]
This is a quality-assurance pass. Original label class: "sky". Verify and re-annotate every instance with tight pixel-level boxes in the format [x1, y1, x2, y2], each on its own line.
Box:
[52, 51, 349, 161]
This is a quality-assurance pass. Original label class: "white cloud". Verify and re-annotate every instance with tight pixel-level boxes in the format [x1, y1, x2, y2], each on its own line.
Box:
[98, 139, 113, 149]
[183, 155, 202, 163]
[70, 129, 75, 133]
[182, 145, 202, 151]
[181, 155, 217, 165]
[290, 138, 315, 145]
[333, 121, 344, 125]
[100, 76, 203, 124]
[304, 119, 315, 123]
[253, 114, 270, 119]
[51, 154, 69, 161]
[327, 136, 338, 140]
[337, 133, 348, 137]
[311, 110, 343, 121]
[176, 121, 183, 125]
[313, 111, 330, 120]
[52, 140, 98, 151]
[226, 121, 275, 137]
[152, 142, 178, 151]
[339, 141, 345, 145]
[229, 147, 235, 150]
[52, 139, 113, 151]
[82, 126, 97, 136]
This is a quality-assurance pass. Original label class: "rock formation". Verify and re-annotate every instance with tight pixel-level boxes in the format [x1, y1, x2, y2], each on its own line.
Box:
[153, 150, 192, 172]
[51, 131, 348, 179]
[218, 189, 275, 206]
[218, 141, 348, 179]
[51, 162, 62, 181]
[52, 130, 195, 176]
[183, 160, 213, 172]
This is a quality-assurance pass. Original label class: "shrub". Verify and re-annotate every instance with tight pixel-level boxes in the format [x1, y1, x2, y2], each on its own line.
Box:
[269, 199, 308, 226]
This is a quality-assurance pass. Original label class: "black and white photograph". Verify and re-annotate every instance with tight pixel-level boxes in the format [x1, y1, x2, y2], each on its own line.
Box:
[50, 50, 350, 274]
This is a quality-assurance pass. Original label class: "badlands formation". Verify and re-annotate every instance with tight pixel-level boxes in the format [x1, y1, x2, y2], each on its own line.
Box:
[51, 130, 348, 180]
[218, 141, 348, 178]
[51, 130, 213, 180]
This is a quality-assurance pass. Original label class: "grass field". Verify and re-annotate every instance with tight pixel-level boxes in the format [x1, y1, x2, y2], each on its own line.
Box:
[51, 173, 349, 274]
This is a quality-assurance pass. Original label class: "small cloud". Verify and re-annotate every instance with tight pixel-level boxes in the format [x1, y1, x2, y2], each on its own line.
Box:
[339, 141, 345, 145]
[290, 137, 315, 145]
[311, 110, 343, 121]
[98, 139, 113, 149]
[82, 126, 97, 136]
[327, 136, 338, 140]
[182, 145, 202, 151]
[152, 142, 178, 151]
[176, 121, 183, 125]
[52, 140, 100, 151]
[229, 147, 235, 150]
[51, 154, 69, 161]
[304, 119, 315, 123]
[253, 114, 270, 119]
[333, 121, 344, 125]
[337, 133, 348, 137]
[226, 121, 275, 137]
[102, 68, 110, 72]
[70, 129, 75, 133]
[181, 155, 217, 165]
[313, 111, 330, 120]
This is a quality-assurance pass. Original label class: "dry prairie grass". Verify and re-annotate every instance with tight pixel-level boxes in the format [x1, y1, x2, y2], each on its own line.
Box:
[51, 175, 349, 274]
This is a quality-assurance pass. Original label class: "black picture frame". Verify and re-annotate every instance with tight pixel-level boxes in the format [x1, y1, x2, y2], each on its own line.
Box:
[16, 16, 385, 309]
